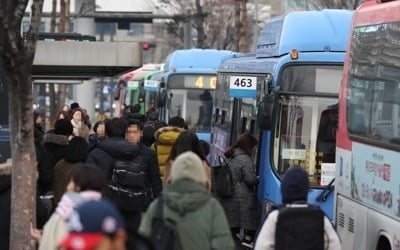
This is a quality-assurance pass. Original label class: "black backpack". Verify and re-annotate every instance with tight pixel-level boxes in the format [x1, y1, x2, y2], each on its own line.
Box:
[275, 203, 325, 250]
[150, 197, 181, 250]
[107, 148, 147, 212]
[213, 155, 235, 198]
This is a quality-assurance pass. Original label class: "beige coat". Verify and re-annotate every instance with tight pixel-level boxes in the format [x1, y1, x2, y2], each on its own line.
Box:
[39, 213, 68, 250]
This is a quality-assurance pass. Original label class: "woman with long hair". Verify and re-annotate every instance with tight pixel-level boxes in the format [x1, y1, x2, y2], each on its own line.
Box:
[70, 108, 90, 139]
[164, 131, 211, 189]
[221, 132, 259, 248]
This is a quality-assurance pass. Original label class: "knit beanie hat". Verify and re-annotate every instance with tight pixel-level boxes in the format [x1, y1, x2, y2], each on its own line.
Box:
[54, 119, 74, 136]
[281, 166, 309, 204]
[170, 151, 207, 185]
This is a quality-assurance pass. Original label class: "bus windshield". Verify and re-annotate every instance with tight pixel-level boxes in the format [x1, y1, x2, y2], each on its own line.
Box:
[168, 88, 214, 133]
[167, 74, 216, 132]
[273, 65, 342, 186]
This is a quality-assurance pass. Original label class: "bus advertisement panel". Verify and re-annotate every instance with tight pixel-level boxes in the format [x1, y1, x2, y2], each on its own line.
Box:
[335, 1, 400, 249]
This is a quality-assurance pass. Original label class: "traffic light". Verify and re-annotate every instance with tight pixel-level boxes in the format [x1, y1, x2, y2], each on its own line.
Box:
[142, 42, 155, 50]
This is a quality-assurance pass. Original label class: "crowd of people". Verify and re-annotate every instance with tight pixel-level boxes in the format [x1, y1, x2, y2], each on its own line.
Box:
[0, 102, 342, 250]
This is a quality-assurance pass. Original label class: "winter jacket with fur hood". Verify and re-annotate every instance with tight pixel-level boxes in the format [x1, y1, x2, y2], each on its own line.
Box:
[43, 133, 69, 166]
[151, 126, 183, 178]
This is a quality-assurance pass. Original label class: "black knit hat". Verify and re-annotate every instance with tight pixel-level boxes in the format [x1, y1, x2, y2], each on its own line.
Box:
[54, 119, 73, 136]
[70, 102, 80, 110]
[281, 166, 309, 204]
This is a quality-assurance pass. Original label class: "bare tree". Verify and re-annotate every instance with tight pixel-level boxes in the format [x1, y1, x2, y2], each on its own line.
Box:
[193, 0, 207, 48]
[49, 0, 58, 123]
[49, 0, 71, 124]
[287, 0, 366, 10]
[232, 0, 240, 51]
[0, 0, 44, 249]
[56, 0, 68, 116]
[238, 0, 250, 52]
[166, 0, 254, 51]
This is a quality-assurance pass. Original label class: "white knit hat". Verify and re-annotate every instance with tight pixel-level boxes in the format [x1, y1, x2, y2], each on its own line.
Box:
[170, 151, 207, 185]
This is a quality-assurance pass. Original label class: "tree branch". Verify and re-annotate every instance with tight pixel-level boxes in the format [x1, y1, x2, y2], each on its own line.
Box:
[25, 0, 44, 59]
[0, 1, 20, 68]
[13, 0, 29, 29]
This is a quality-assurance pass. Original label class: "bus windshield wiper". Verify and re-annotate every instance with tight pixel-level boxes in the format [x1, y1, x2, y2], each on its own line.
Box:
[316, 178, 335, 202]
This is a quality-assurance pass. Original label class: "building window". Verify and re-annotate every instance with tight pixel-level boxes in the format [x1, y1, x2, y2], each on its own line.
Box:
[95, 22, 117, 35]
[39, 21, 45, 32]
[128, 23, 144, 36]
[22, 21, 30, 33]
[22, 21, 45, 33]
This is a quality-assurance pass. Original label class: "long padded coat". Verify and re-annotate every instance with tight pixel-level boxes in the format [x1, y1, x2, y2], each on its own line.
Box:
[218, 148, 260, 230]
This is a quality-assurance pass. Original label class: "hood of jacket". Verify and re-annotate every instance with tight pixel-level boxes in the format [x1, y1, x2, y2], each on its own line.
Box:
[232, 148, 251, 160]
[43, 133, 69, 148]
[162, 179, 210, 216]
[155, 126, 183, 146]
[97, 137, 140, 159]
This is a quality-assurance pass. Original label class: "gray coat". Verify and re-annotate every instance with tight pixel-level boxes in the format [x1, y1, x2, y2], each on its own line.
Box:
[218, 148, 260, 230]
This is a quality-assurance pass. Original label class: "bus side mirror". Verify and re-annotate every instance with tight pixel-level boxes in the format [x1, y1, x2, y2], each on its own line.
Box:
[257, 94, 276, 130]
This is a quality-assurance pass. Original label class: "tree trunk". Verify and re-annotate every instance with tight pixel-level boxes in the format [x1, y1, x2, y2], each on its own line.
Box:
[194, 0, 206, 48]
[8, 59, 37, 250]
[238, 0, 249, 52]
[56, 84, 67, 113]
[60, 0, 66, 33]
[0, 0, 43, 248]
[48, 0, 57, 125]
[55, 0, 68, 114]
[49, 85, 57, 124]
[233, 0, 241, 51]
[50, 0, 57, 32]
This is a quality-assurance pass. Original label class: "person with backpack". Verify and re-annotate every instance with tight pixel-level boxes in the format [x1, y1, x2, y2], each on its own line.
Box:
[254, 166, 341, 250]
[86, 118, 162, 248]
[217, 132, 260, 248]
[138, 151, 234, 250]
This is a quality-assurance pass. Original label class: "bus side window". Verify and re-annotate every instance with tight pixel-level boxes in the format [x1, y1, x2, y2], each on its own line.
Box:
[215, 108, 219, 123]
[250, 119, 256, 134]
[221, 110, 226, 125]
[241, 117, 247, 133]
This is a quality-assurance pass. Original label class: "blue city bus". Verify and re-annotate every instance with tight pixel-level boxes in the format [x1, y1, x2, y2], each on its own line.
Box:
[159, 49, 234, 142]
[211, 9, 353, 220]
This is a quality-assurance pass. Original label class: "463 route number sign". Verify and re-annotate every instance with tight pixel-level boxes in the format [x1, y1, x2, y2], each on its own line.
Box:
[229, 76, 257, 98]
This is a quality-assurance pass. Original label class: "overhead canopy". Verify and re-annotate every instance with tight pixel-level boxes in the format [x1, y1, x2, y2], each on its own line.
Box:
[32, 41, 142, 81]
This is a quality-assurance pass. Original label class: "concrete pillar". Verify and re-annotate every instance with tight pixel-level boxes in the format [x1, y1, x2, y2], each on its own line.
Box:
[74, 15, 97, 122]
